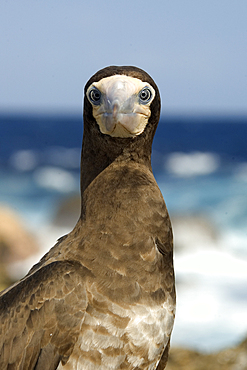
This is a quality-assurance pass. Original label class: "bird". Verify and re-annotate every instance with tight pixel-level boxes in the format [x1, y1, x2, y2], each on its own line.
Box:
[0, 66, 175, 370]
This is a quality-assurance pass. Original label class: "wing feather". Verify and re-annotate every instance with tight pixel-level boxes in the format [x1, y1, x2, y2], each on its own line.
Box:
[0, 260, 90, 370]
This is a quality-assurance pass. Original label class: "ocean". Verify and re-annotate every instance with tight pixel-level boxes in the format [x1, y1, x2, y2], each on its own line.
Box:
[0, 113, 247, 352]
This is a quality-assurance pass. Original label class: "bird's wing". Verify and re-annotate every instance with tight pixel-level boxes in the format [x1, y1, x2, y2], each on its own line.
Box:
[0, 260, 90, 370]
[156, 339, 170, 370]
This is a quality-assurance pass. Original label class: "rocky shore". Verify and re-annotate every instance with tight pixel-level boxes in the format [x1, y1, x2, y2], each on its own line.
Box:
[167, 338, 247, 369]
[0, 205, 38, 291]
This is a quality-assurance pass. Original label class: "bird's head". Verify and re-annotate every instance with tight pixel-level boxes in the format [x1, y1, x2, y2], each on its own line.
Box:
[83, 66, 161, 140]
[80, 66, 161, 193]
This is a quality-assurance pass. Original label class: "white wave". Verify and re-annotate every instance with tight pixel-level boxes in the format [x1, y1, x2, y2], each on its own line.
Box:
[173, 247, 247, 351]
[165, 151, 220, 177]
[10, 149, 38, 171]
[33, 166, 78, 193]
[175, 249, 247, 280]
[172, 276, 247, 352]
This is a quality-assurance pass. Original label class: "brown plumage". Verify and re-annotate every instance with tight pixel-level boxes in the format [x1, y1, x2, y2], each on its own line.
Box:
[0, 66, 175, 369]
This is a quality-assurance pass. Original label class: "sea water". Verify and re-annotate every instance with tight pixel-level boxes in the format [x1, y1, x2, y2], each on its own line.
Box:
[0, 114, 247, 352]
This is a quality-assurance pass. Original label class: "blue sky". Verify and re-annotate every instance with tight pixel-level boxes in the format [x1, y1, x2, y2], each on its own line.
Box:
[0, 1, 247, 115]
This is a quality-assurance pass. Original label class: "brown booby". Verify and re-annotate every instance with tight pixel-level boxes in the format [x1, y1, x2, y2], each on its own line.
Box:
[0, 66, 175, 370]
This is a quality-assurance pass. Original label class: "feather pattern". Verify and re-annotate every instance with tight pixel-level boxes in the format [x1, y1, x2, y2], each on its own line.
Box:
[0, 66, 175, 369]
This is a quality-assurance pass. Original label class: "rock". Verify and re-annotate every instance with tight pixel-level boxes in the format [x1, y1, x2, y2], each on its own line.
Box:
[0, 205, 38, 290]
[167, 337, 247, 370]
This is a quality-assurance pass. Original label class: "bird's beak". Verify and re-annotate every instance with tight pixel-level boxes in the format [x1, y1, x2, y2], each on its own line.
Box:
[98, 93, 139, 136]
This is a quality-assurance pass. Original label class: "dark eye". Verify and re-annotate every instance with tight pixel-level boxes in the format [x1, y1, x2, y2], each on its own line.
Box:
[88, 88, 101, 105]
[139, 87, 152, 104]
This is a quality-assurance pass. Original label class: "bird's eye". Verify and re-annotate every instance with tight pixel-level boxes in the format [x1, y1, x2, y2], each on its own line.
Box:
[88, 88, 101, 105]
[139, 87, 152, 104]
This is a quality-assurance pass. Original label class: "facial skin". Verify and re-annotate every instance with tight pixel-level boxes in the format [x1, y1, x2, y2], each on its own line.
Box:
[86, 75, 155, 138]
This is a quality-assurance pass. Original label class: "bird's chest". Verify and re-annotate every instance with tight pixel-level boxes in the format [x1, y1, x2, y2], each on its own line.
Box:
[60, 293, 174, 370]
[60, 224, 174, 369]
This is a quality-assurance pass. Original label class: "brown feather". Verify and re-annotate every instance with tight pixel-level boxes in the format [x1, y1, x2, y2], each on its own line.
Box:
[0, 66, 175, 370]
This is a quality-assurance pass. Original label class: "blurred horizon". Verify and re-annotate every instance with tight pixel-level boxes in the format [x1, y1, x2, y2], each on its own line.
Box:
[1, 110, 247, 120]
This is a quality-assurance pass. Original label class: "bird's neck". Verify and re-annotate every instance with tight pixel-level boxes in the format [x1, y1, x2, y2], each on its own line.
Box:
[80, 140, 152, 192]
[79, 128, 153, 217]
